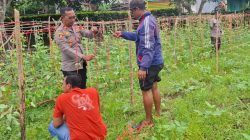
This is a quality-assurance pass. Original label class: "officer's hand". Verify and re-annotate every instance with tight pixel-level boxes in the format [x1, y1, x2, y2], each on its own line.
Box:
[138, 70, 146, 80]
[113, 31, 122, 38]
[84, 54, 95, 61]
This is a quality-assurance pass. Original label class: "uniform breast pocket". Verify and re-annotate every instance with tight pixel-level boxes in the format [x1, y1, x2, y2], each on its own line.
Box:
[75, 32, 82, 43]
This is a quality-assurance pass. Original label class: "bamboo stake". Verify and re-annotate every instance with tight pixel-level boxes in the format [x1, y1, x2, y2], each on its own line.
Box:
[14, 9, 26, 140]
[176, 19, 183, 55]
[85, 17, 89, 55]
[102, 21, 109, 72]
[48, 17, 56, 72]
[0, 24, 4, 52]
[173, 17, 178, 65]
[249, 14, 250, 29]
[92, 22, 99, 89]
[229, 15, 232, 48]
[48, 17, 53, 58]
[127, 6, 134, 105]
[102, 21, 109, 94]
[215, 11, 220, 73]
[168, 19, 172, 60]
[187, 17, 193, 63]
[200, 15, 204, 48]
[165, 18, 170, 54]
[85, 17, 92, 86]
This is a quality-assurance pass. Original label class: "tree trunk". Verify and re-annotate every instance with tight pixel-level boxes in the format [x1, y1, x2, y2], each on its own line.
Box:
[54, 3, 59, 14]
[0, 0, 12, 23]
[0, 0, 6, 48]
[198, 0, 207, 15]
[15, 9, 26, 140]
[182, 2, 193, 14]
[0, 0, 5, 23]
[175, 0, 182, 15]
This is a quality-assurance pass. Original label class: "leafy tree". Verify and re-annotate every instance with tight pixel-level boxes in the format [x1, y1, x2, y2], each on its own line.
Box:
[175, 0, 195, 14]
[7, 0, 118, 17]
[75, 0, 118, 11]
[175, 0, 222, 15]
[198, 0, 224, 14]
[0, 0, 13, 23]
[10, 0, 68, 15]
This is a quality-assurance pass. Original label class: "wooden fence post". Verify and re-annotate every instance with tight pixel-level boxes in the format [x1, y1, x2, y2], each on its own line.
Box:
[93, 23, 99, 89]
[48, 16, 56, 69]
[85, 17, 92, 86]
[187, 17, 193, 62]
[173, 17, 178, 65]
[127, 4, 134, 105]
[215, 11, 220, 73]
[200, 15, 204, 48]
[48, 17, 53, 58]
[0, 24, 4, 52]
[102, 21, 110, 72]
[14, 9, 26, 140]
[229, 15, 232, 48]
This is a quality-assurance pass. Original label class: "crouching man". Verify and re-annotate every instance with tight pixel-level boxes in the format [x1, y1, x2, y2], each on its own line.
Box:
[48, 75, 107, 140]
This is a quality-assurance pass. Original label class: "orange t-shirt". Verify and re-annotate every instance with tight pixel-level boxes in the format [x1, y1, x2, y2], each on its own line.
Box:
[53, 88, 107, 140]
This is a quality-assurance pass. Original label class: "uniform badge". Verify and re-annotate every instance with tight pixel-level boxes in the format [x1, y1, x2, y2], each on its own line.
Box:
[64, 31, 70, 36]
[58, 32, 64, 40]
[68, 39, 73, 47]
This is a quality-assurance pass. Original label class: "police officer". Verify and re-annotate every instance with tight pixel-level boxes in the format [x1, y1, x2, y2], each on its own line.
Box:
[210, 11, 222, 51]
[55, 7, 97, 89]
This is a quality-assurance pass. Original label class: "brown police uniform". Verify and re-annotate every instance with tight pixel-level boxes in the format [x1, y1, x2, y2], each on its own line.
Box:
[55, 24, 94, 88]
[210, 18, 222, 50]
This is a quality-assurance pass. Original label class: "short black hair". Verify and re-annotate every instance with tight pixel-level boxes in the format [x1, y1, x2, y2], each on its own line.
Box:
[60, 7, 73, 16]
[65, 75, 82, 88]
[130, 0, 146, 10]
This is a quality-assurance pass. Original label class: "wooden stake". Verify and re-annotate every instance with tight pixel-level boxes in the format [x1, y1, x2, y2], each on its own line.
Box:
[85, 17, 92, 86]
[14, 9, 26, 140]
[92, 22, 99, 89]
[127, 8, 134, 105]
[200, 15, 204, 48]
[173, 17, 178, 65]
[48, 17, 53, 58]
[176, 18, 182, 55]
[229, 15, 232, 47]
[102, 21, 109, 72]
[0, 25, 4, 52]
[165, 18, 170, 54]
[85, 17, 89, 54]
[48, 17, 56, 71]
[187, 17, 193, 62]
[102, 21, 109, 94]
[215, 11, 220, 73]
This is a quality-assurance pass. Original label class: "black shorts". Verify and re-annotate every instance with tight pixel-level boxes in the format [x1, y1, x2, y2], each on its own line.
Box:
[62, 67, 87, 89]
[139, 64, 164, 91]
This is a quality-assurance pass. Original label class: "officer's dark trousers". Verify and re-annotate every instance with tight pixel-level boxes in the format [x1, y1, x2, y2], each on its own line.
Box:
[62, 67, 87, 89]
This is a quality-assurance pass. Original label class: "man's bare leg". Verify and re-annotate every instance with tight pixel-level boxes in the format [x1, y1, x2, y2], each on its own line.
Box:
[142, 90, 153, 122]
[152, 82, 161, 116]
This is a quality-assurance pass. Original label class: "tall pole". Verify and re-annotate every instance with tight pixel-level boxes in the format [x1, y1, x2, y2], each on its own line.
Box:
[14, 9, 26, 140]
[128, 0, 134, 105]
[215, 11, 219, 73]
